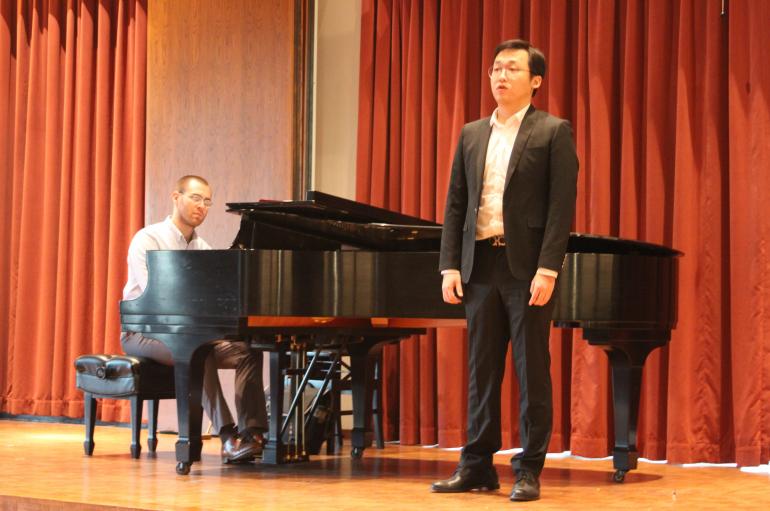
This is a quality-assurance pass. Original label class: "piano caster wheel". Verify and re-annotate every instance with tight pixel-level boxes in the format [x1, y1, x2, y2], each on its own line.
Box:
[350, 447, 364, 459]
[176, 462, 191, 475]
[612, 469, 627, 483]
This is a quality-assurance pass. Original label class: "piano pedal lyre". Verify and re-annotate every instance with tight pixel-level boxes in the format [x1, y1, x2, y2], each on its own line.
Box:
[285, 336, 308, 462]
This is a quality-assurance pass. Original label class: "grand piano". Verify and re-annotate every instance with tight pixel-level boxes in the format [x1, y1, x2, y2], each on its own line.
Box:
[120, 191, 680, 480]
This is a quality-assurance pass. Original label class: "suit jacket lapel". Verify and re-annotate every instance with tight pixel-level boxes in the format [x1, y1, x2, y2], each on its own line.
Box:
[504, 105, 538, 190]
[474, 120, 493, 195]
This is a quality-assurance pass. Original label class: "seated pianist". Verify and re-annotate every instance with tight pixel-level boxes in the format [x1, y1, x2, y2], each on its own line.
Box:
[120, 174, 267, 464]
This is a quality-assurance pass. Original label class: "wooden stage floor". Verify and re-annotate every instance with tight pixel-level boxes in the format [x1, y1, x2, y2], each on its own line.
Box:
[0, 420, 768, 510]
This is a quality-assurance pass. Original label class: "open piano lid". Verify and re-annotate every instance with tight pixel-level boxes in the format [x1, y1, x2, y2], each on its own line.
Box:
[227, 191, 442, 251]
[228, 190, 439, 226]
[227, 190, 682, 256]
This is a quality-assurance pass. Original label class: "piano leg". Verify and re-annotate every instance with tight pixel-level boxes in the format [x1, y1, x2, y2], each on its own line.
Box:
[152, 334, 214, 475]
[585, 330, 668, 482]
[605, 346, 646, 482]
[348, 344, 379, 459]
[263, 350, 289, 464]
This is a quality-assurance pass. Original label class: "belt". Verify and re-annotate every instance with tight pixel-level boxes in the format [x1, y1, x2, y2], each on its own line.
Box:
[481, 235, 506, 247]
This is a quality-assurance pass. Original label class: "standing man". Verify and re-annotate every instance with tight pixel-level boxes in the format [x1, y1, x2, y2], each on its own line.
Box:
[432, 40, 578, 501]
[121, 175, 268, 464]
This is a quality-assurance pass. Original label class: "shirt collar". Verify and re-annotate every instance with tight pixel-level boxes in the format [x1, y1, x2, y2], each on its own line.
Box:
[490, 103, 531, 129]
[164, 216, 198, 243]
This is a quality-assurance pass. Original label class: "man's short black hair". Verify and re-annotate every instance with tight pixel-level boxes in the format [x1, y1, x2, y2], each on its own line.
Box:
[493, 39, 546, 96]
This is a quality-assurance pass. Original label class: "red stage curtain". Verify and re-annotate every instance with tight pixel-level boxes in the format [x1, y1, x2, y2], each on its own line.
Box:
[0, 0, 146, 422]
[356, 0, 770, 465]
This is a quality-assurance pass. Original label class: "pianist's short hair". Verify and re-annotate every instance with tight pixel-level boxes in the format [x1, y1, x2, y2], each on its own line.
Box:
[176, 175, 210, 192]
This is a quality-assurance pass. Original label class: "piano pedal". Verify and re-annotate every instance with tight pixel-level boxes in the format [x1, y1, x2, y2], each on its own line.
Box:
[281, 443, 309, 463]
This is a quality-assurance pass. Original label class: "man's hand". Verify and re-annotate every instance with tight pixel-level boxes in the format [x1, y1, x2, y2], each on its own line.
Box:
[442, 273, 464, 304]
[529, 273, 556, 306]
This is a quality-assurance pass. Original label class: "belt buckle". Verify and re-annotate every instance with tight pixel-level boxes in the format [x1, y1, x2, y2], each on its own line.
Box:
[491, 235, 506, 247]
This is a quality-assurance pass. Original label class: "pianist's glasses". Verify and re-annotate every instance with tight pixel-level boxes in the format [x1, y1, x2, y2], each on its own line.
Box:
[183, 193, 213, 208]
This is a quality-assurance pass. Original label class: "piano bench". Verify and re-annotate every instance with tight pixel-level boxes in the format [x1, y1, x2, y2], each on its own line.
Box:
[74, 354, 175, 459]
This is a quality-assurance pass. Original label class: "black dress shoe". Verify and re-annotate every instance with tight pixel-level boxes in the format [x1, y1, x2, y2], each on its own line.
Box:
[221, 434, 263, 464]
[431, 466, 499, 493]
[510, 470, 540, 501]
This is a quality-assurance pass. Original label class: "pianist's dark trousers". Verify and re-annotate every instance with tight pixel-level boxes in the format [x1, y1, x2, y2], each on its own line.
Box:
[121, 332, 268, 435]
[460, 240, 555, 476]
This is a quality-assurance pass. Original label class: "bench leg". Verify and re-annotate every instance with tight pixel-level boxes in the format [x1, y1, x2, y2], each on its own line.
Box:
[147, 399, 159, 453]
[83, 393, 96, 456]
[130, 396, 143, 459]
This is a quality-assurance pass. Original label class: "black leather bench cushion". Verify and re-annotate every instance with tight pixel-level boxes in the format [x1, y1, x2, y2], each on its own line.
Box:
[74, 354, 175, 398]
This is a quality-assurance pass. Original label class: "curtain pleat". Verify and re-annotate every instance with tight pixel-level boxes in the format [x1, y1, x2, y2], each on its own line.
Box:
[0, 0, 146, 422]
[356, 0, 770, 465]
[727, 0, 770, 467]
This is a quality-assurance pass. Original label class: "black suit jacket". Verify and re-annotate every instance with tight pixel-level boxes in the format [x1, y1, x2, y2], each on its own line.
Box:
[439, 106, 579, 282]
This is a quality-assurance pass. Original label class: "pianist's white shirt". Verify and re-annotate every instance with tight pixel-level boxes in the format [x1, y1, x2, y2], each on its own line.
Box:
[122, 217, 211, 301]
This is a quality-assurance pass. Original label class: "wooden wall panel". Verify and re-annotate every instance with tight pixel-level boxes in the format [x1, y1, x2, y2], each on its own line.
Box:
[146, 0, 300, 248]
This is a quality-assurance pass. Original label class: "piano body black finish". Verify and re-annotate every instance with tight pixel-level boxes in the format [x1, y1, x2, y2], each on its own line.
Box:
[120, 192, 464, 474]
[553, 234, 681, 481]
[120, 191, 680, 479]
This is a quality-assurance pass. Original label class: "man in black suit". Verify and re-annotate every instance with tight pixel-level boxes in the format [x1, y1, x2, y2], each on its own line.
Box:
[431, 39, 578, 501]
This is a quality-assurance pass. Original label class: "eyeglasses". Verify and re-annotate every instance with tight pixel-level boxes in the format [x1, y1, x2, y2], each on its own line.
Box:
[182, 193, 213, 208]
[487, 65, 531, 78]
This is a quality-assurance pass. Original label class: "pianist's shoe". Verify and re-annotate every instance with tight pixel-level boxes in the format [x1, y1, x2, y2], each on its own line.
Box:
[509, 470, 540, 501]
[431, 466, 499, 493]
[221, 431, 264, 464]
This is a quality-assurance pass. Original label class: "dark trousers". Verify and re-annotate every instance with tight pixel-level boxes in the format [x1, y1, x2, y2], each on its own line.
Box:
[121, 332, 267, 435]
[460, 240, 555, 476]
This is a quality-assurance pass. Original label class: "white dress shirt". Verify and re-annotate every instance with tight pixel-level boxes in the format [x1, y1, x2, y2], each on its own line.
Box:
[122, 217, 211, 301]
[475, 105, 529, 240]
